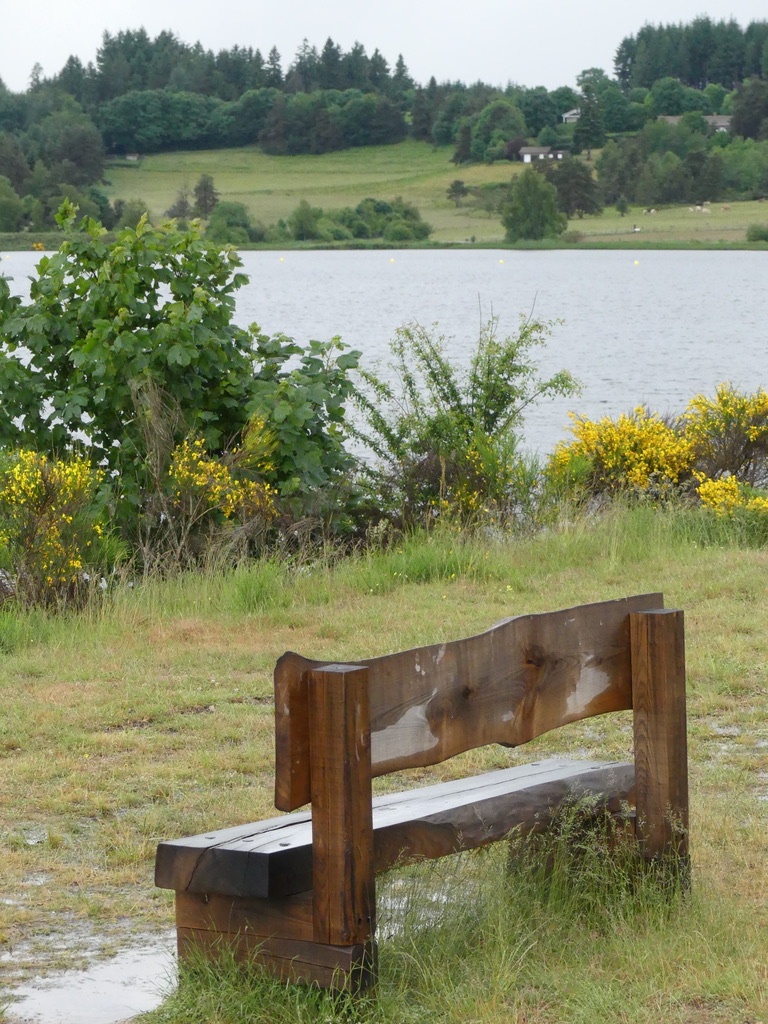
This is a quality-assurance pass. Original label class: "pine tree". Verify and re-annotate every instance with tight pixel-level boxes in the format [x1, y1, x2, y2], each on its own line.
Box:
[193, 174, 219, 217]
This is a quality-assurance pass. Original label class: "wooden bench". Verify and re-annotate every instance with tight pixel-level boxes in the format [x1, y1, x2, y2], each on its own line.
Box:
[155, 593, 689, 989]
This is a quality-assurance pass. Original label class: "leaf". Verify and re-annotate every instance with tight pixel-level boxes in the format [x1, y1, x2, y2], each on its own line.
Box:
[166, 344, 191, 367]
[272, 401, 293, 424]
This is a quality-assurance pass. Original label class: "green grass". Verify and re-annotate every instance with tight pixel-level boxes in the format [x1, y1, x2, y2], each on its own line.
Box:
[102, 140, 520, 244]
[0, 509, 767, 1021]
[97, 141, 768, 247]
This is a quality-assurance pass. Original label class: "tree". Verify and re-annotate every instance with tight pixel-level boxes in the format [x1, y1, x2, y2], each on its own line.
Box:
[470, 100, 527, 162]
[0, 132, 30, 194]
[288, 199, 322, 240]
[317, 37, 343, 90]
[165, 183, 192, 219]
[193, 173, 219, 217]
[731, 76, 768, 140]
[451, 121, 472, 164]
[0, 176, 24, 231]
[264, 47, 283, 88]
[446, 179, 469, 206]
[519, 87, 558, 136]
[573, 84, 605, 157]
[206, 200, 262, 244]
[546, 158, 603, 219]
[648, 76, 686, 116]
[501, 168, 567, 241]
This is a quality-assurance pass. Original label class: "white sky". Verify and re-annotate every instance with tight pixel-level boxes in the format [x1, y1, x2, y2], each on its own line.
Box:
[1, 0, 767, 96]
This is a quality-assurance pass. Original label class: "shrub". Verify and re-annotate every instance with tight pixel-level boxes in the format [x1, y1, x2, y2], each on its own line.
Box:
[682, 383, 768, 485]
[550, 407, 694, 497]
[354, 316, 578, 527]
[746, 223, 768, 242]
[140, 435, 276, 570]
[0, 450, 111, 608]
[0, 205, 259, 512]
[0, 205, 365, 554]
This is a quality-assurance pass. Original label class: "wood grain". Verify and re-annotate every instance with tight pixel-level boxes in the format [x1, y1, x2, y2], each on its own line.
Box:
[307, 665, 376, 946]
[175, 890, 314, 942]
[157, 758, 635, 898]
[177, 926, 377, 989]
[275, 594, 663, 811]
[630, 609, 689, 862]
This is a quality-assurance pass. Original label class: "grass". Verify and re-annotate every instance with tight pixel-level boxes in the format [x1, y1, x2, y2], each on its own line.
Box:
[0, 509, 767, 1021]
[98, 140, 768, 247]
[102, 139, 519, 244]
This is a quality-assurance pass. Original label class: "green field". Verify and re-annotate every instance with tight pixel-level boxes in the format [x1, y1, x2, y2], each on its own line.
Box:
[103, 140, 517, 243]
[100, 140, 768, 247]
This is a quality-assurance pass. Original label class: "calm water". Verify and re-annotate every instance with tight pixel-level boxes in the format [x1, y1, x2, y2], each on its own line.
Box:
[3, 248, 766, 454]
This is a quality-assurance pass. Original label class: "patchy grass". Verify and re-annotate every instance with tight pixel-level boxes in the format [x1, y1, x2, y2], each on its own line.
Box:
[0, 510, 766, 1020]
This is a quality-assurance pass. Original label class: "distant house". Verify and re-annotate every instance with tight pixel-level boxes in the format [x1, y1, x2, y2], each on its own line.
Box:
[562, 108, 580, 123]
[658, 114, 732, 132]
[519, 146, 568, 162]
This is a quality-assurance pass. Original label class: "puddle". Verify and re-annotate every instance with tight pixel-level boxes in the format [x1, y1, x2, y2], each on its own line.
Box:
[5, 933, 176, 1024]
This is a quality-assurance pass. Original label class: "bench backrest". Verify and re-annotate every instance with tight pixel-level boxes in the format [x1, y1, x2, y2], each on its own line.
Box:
[274, 593, 663, 811]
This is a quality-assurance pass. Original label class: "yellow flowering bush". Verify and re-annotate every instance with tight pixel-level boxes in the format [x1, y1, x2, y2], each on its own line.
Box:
[696, 474, 768, 516]
[137, 431, 277, 569]
[168, 438, 275, 522]
[682, 384, 768, 485]
[0, 450, 107, 607]
[549, 408, 694, 496]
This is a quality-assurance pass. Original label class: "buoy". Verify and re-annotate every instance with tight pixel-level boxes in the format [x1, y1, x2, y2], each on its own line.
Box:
[634, 260, 639, 265]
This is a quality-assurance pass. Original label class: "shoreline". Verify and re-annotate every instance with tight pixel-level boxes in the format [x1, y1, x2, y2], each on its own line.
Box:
[2, 234, 768, 253]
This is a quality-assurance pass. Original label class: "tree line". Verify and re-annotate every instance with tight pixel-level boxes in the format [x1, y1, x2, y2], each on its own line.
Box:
[615, 18, 768, 91]
[1, 20, 768, 233]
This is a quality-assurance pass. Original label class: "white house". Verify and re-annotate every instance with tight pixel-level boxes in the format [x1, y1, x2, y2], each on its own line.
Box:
[519, 146, 568, 162]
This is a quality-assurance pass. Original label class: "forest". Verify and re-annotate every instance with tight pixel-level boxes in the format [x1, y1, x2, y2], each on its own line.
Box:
[0, 18, 767, 232]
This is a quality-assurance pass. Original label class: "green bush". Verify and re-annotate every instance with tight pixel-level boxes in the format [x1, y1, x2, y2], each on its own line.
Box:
[354, 316, 578, 528]
[746, 223, 768, 242]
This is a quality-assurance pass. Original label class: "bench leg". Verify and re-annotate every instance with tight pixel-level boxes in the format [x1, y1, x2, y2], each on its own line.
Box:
[630, 609, 690, 885]
[174, 891, 377, 990]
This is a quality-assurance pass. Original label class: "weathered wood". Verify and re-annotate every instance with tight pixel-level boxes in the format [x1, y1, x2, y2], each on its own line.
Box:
[630, 609, 689, 862]
[307, 664, 376, 946]
[156, 758, 635, 899]
[175, 890, 314, 942]
[157, 593, 690, 994]
[275, 594, 663, 811]
[155, 811, 314, 896]
[177, 926, 376, 989]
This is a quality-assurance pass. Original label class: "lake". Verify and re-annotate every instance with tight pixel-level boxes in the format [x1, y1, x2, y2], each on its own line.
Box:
[3, 248, 766, 454]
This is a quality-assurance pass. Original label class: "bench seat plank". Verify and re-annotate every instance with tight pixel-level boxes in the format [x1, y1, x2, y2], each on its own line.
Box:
[156, 758, 634, 899]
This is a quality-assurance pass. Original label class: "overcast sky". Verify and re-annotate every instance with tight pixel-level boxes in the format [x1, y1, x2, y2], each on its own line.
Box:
[2, 0, 767, 95]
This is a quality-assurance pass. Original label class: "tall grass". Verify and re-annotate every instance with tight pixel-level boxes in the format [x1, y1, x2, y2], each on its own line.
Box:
[143, 819, 762, 1024]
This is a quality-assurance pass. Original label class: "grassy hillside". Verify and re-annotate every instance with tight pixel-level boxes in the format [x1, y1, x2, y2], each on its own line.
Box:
[103, 140, 520, 243]
[101, 140, 768, 247]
